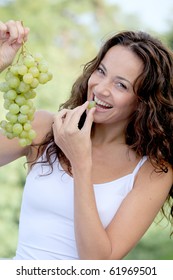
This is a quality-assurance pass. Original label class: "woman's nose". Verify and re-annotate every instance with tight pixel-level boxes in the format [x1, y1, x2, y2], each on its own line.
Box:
[94, 80, 111, 96]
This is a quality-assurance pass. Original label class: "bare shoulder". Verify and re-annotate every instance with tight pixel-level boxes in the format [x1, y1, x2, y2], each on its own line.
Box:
[132, 159, 173, 214]
[31, 110, 54, 144]
[135, 159, 173, 195]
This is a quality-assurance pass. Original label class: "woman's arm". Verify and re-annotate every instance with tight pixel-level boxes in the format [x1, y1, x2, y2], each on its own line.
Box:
[0, 20, 30, 165]
[73, 160, 172, 259]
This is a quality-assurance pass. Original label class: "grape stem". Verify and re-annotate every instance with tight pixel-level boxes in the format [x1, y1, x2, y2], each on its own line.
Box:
[16, 42, 31, 64]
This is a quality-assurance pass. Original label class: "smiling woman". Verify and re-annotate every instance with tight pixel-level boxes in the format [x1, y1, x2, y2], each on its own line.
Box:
[0, 20, 173, 260]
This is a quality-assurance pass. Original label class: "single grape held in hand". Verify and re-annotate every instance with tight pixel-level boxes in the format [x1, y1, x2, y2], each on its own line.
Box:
[0, 44, 53, 147]
[88, 100, 96, 109]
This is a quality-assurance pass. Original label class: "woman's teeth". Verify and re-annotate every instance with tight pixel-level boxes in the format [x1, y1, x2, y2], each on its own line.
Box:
[94, 95, 112, 108]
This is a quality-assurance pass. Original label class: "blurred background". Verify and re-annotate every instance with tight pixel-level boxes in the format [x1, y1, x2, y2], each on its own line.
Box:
[0, 0, 173, 259]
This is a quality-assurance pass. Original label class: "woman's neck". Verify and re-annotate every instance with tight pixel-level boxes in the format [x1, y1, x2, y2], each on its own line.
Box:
[91, 123, 126, 147]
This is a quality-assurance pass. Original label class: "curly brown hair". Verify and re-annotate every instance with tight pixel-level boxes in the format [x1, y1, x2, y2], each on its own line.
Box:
[34, 30, 173, 232]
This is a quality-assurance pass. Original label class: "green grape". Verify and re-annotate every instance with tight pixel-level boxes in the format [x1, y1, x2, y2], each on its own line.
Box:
[6, 112, 18, 123]
[10, 65, 19, 75]
[15, 95, 26, 106]
[28, 129, 37, 140]
[0, 44, 53, 146]
[5, 70, 14, 81]
[5, 122, 13, 133]
[33, 52, 43, 62]
[9, 103, 20, 114]
[47, 72, 53, 81]
[27, 107, 35, 121]
[23, 122, 32, 131]
[4, 131, 15, 139]
[23, 55, 35, 67]
[29, 66, 39, 77]
[24, 90, 36, 99]
[0, 120, 7, 129]
[17, 81, 30, 93]
[18, 113, 28, 124]
[39, 73, 49, 84]
[88, 101, 96, 109]
[38, 62, 48, 73]
[4, 99, 12, 110]
[30, 78, 39, 88]
[19, 130, 28, 139]
[26, 100, 34, 108]
[17, 64, 28, 75]
[27, 113, 34, 121]
[23, 73, 34, 84]
[20, 105, 30, 114]
[6, 90, 17, 100]
[12, 123, 23, 135]
[3, 92, 7, 99]
[7, 76, 20, 89]
[19, 138, 28, 147]
[0, 82, 10, 92]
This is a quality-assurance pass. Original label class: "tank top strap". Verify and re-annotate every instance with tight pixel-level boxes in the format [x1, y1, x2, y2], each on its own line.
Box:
[132, 156, 147, 177]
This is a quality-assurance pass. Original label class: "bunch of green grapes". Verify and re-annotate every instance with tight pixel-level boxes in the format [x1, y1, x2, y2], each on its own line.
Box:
[0, 45, 53, 147]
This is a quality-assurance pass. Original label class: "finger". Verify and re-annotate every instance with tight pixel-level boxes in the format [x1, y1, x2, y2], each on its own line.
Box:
[63, 101, 89, 128]
[0, 21, 9, 41]
[54, 109, 69, 121]
[15, 21, 30, 44]
[53, 109, 69, 130]
[15, 21, 26, 44]
[5, 20, 19, 44]
[5, 20, 28, 45]
[23, 27, 30, 42]
[83, 107, 96, 132]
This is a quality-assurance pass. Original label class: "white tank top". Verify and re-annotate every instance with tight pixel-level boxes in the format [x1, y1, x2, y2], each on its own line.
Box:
[13, 148, 147, 260]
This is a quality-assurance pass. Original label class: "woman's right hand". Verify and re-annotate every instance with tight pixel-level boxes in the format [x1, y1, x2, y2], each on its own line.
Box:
[0, 20, 29, 72]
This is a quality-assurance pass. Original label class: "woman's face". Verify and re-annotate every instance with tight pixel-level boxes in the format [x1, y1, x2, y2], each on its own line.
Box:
[87, 45, 143, 127]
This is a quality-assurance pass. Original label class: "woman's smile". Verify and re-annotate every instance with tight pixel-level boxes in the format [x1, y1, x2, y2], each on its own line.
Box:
[94, 95, 113, 111]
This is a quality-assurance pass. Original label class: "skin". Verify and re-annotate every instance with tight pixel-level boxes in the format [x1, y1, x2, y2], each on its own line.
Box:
[87, 45, 143, 147]
[0, 21, 172, 260]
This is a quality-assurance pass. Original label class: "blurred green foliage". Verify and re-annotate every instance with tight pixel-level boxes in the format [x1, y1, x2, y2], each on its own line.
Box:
[0, 0, 173, 259]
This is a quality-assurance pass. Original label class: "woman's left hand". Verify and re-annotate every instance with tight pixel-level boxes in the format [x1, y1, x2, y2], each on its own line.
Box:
[52, 101, 96, 168]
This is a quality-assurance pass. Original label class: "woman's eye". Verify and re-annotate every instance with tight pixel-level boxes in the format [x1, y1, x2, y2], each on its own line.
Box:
[97, 67, 104, 75]
[116, 82, 127, 90]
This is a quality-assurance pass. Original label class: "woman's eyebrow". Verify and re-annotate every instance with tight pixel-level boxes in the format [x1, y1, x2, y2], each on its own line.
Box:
[100, 62, 107, 72]
[116, 76, 133, 87]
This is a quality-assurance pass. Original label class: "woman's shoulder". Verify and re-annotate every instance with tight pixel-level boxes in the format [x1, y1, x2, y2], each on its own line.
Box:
[31, 110, 54, 144]
[134, 158, 173, 194]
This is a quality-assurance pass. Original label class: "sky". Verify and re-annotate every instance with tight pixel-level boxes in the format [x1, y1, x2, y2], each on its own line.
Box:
[109, 0, 173, 33]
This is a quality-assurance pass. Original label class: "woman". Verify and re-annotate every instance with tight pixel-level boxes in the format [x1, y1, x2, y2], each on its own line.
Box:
[0, 20, 173, 260]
